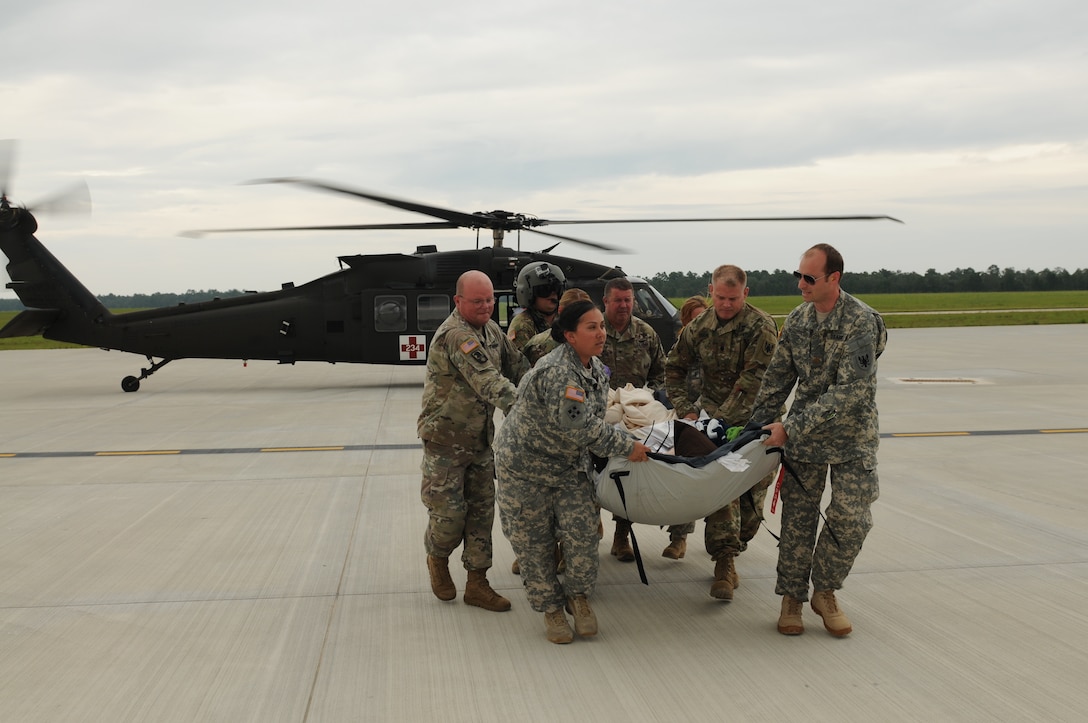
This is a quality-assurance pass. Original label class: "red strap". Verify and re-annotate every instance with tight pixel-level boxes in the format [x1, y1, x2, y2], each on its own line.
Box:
[770, 464, 786, 514]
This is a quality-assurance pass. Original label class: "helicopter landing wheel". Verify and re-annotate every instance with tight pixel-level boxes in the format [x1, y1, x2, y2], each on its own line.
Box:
[121, 375, 141, 393]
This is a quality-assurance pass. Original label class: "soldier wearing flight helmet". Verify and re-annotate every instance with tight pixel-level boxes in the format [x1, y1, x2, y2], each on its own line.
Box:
[508, 261, 566, 352]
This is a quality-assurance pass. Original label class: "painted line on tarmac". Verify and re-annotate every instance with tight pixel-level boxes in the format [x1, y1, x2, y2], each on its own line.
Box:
[886, 428, 1088, 438]
[2, 426, 1088, 458]
[0, 443, 420, 459]
[3, 430, 1088, 459]
[3, 429, 1087, 459]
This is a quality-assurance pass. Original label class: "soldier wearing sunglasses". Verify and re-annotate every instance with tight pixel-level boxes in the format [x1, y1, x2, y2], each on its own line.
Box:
[750, 244, 887, 638]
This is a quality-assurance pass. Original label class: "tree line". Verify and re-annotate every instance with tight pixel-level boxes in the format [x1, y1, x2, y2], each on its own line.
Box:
[648, 266, 1088, 298]
[0, 289, 248, 311]
[2, 266, 1086, 311]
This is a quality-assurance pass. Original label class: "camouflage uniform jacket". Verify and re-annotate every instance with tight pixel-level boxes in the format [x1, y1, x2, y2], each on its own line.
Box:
[507, 308, 550, 352]
[664, 303, 779, 425]
[418, 308, 530, 450]
[522, 329, 559, 367]
[495, 343, 635, 488]
[749, 290, 887, 466]
[600, 316, 666, 390]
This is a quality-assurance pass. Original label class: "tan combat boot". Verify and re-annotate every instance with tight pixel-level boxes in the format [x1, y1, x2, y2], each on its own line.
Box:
[777, 595, 804, 635]
[611, 519, 635, 562]
[710, 555, 736, 600]
[811, 590, 852, 636]
[544, 609, 573, 644]
[662, 534, 687, 560]
[426, 555, 456, 601]
[565, 595, 598, 637]
[463, 569, 511, 612]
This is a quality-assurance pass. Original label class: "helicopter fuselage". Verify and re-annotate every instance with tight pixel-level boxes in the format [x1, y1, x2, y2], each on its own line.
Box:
[1, 207, 679, 390]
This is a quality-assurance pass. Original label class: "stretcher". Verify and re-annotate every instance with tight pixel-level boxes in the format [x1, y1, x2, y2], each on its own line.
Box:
[595, 423, 782, 526]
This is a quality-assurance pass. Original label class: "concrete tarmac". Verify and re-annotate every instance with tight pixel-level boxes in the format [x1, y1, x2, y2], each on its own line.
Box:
[0, 325, 1086, 722]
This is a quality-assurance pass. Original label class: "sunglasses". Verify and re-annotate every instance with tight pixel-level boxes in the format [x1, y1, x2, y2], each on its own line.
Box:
[793, 270, 831, 285]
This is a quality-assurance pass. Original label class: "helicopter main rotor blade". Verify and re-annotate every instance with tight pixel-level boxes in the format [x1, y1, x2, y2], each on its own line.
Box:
[249, 178, 489, 229]
[523, 227, 625, 253]
[538, 214, 904, 225]
[180, 221, 459, 238]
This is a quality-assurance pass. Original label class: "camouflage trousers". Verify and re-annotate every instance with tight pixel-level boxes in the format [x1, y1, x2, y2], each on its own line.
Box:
[666, 469, 774, 560]
[775, 458, 879, 601]
[420, 440, 496, 571]
[496, 470, 599, 614]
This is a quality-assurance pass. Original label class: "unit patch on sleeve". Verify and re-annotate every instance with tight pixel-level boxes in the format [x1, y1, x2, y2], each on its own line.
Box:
[460, 337, 489, 365]
[559, 385, 587, 429]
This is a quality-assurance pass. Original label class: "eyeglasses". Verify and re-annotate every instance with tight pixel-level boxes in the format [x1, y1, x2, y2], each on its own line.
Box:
[457, 296, 495, 307]
[793, 270, 831, 285]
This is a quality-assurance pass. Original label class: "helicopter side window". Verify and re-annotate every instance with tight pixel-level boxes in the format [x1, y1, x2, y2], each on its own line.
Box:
[633, 285, 667, 319]
[375, 295, 407, 332]
[417, 295, 449, 332]
[495, 292, 517, 329]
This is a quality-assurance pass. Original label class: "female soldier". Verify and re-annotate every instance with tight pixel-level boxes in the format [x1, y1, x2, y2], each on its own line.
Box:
[680, 294, 709, 328]
[496, 300, 650, 644]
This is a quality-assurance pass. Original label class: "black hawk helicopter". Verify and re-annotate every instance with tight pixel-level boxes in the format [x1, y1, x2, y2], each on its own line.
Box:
[0, 154, 901, 392]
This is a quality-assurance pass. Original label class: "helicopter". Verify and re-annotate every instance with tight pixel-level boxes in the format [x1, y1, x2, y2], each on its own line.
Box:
[1, 161, 901, 392]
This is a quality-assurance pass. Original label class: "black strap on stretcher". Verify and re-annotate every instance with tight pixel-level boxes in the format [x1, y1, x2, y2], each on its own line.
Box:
[608, 469, 649, 585]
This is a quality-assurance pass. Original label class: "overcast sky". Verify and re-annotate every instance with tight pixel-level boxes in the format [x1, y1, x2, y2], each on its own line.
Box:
[3, 0, 1086, 298]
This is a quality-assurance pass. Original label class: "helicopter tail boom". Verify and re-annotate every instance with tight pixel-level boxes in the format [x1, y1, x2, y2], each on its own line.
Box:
[0, 206, 113, 343]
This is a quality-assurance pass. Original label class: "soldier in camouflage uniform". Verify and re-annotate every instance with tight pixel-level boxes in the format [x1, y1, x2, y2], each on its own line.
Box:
[496, 300, 650, 643]
[664, 265, 780, 601]
[599, 277, 667, 561]
[677, 295, 709, 402]
[522, 288, 592, 367]
[750, 244, 887, 637]
[419, 270, 530, 613]
[507, 261, 565, 352]
[510, 288, 593, 576]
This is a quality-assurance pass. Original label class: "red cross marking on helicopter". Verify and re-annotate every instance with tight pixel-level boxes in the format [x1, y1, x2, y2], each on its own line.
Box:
[400, 335, 427, 360]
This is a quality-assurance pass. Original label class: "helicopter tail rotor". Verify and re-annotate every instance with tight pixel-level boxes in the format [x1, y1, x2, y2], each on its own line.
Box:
[0, 139, 14, 210]
[0, 140, 92, 217]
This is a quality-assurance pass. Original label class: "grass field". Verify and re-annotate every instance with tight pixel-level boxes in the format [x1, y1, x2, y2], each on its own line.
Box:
[2, 291, 1087, 350]
[672, 290, 1088, 329]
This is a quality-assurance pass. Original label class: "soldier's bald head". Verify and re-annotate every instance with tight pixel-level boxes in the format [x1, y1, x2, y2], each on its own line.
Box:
[457, 270, 493, 297]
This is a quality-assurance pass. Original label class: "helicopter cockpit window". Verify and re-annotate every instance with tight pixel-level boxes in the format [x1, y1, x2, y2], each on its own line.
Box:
[374, 295, 407, 332]
[417, 295, 449, 332]
[633, 285, 668, 320]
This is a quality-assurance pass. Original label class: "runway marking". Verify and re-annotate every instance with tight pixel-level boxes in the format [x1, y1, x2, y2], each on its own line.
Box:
[260, 446, 345, 453]
[890, 431, 971, 437]
[1, 443, 419, 459]
[1, 430, 1085, 459]
[887, 428, 1088, 438]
